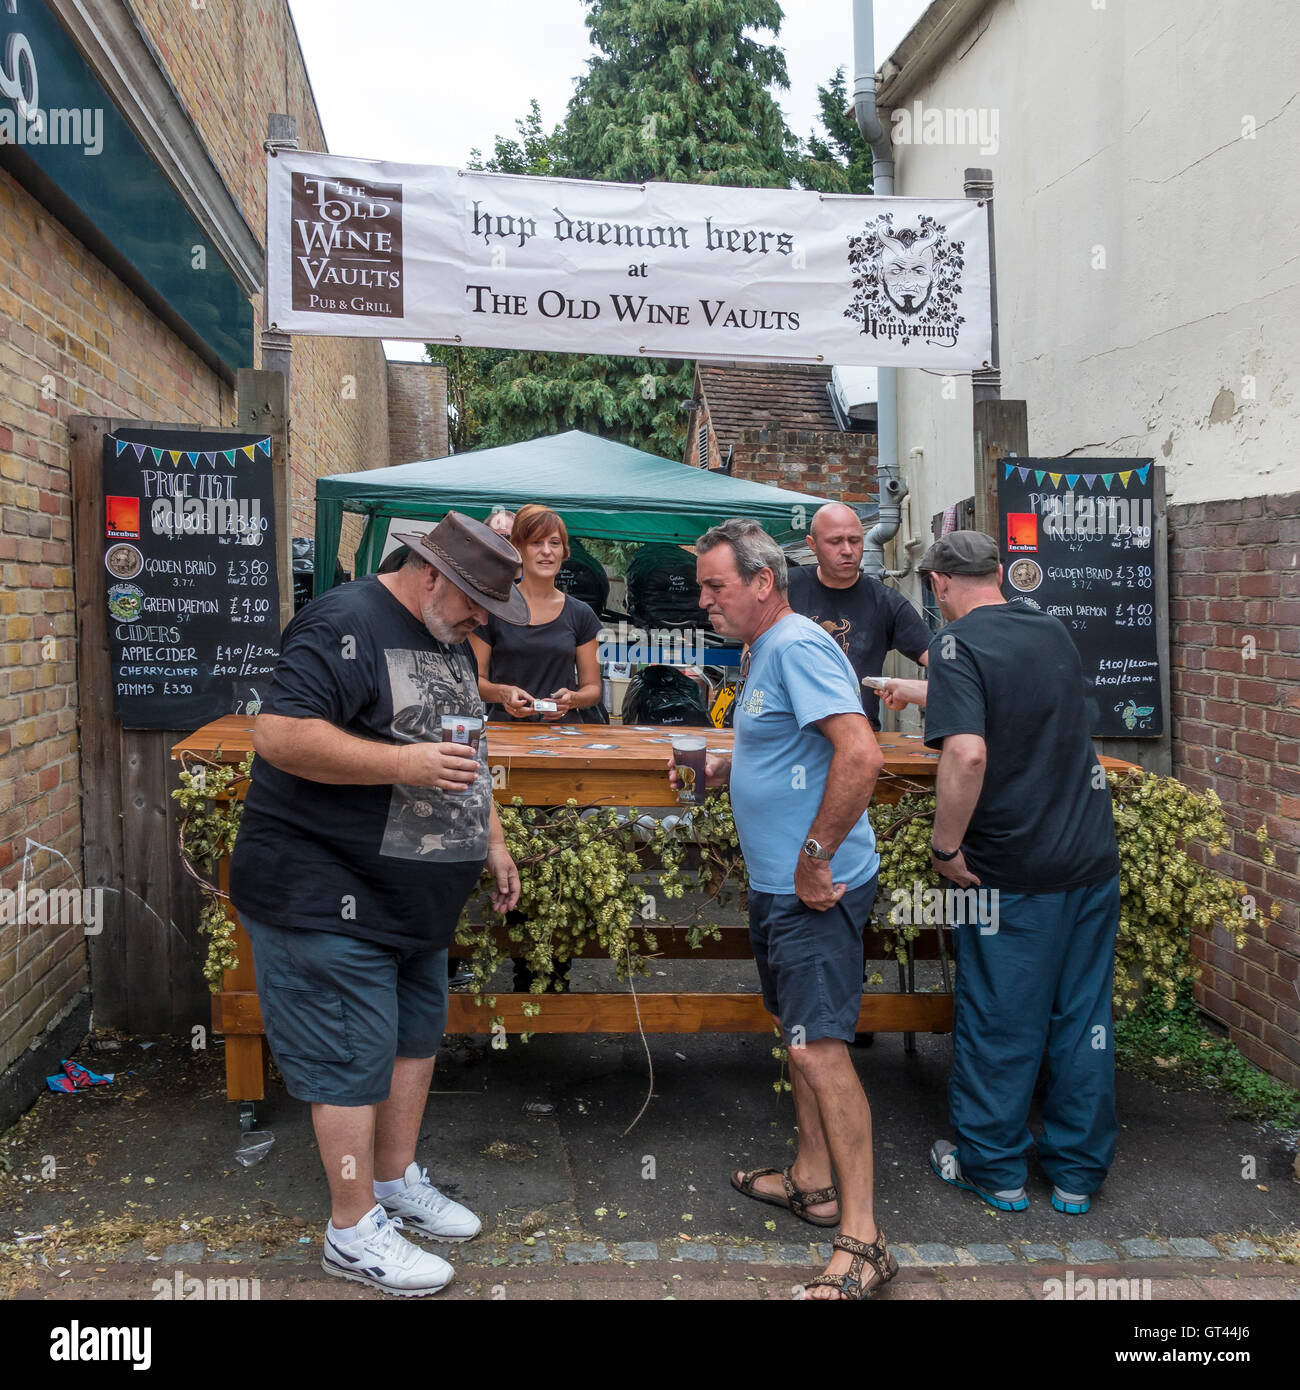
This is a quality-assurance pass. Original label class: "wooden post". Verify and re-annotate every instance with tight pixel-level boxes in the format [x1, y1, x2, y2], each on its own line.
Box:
[71, 416, 128, 1024]
[237, 369, 293, 633]
[972, 399, 1028, 540]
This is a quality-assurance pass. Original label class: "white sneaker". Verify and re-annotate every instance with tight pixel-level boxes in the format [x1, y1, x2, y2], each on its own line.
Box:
[321, 1203, 454, 1296]
[378, 1161, 482, 1241]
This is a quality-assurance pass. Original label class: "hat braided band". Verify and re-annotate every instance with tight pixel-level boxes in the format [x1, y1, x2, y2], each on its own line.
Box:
[428, 541, 510, 603]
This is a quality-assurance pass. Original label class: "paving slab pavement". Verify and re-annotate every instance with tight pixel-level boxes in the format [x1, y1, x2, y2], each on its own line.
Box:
[10, 1254, 1300, 1301]
[2, 973, 1297, 1304]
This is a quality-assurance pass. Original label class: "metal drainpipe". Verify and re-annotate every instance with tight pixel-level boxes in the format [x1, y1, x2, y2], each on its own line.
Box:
[852, 0, 904, 580]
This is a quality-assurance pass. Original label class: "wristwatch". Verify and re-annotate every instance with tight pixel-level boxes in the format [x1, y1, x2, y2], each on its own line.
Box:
[802, 837, 833, 861]
[930, 842, 960, 862]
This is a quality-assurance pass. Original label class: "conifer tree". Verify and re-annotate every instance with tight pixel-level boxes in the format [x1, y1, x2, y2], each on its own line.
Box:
[429, 2, 866, 455]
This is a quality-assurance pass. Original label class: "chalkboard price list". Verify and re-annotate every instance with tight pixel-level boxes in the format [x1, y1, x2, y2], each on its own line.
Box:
[997, 458, 1162, 737]
[103, 429, 281, 729]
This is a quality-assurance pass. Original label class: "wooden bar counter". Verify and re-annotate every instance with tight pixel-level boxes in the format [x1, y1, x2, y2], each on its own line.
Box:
[172, 716, 1137, 1106]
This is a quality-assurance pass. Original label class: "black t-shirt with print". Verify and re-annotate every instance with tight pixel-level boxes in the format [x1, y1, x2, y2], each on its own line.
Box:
[922, 599, 1119, 893]
[230, 576, 491, 950]
[481, 592, 601, 722]
[787, 567, 932, 729]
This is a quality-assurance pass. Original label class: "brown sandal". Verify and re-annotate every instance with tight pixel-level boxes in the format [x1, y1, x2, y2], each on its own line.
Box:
[801, 1231, 898, 1300]
[730, 1165, 840, 1228]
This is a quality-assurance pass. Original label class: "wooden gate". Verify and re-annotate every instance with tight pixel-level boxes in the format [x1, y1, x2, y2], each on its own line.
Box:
[72, 415, 207, 1034]
[70, 385, 289, 1031]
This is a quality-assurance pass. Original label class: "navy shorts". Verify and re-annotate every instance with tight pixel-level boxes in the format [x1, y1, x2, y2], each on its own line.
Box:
[748, 875, 877, 1046]
[240, 913, 449, 1107]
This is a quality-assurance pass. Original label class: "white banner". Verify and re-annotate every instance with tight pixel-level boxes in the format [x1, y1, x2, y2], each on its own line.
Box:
[267, 152, 992, 369]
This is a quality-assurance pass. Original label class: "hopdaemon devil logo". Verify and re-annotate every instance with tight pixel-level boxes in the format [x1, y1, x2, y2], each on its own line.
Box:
[843, 212, 966, 348]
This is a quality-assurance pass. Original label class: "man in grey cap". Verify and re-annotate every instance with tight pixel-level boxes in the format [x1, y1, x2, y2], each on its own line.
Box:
[231, 512, 528, 1297]
[891, 531, 1120, 1218]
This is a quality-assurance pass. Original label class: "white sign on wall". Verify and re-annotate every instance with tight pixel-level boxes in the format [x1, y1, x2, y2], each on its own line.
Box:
[267, 152, 992, 369]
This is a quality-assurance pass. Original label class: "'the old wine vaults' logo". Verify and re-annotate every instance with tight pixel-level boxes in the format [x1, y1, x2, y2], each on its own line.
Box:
[843, 212, 966, 349]
[291, 173, 404, 318]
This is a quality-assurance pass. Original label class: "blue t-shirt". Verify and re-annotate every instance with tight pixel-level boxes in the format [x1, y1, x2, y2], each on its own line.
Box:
[729, 613, 879, 894]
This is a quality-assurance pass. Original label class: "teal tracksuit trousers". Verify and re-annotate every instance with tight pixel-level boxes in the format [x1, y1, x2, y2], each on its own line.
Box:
[949, 874, 1121, 1196]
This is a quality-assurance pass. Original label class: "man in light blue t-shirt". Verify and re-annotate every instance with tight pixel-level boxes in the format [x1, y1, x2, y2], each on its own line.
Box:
[669, 519, 895, 1302]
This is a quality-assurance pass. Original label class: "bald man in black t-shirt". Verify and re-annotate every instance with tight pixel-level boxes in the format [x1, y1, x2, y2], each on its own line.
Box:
[787, 504, 931, 731]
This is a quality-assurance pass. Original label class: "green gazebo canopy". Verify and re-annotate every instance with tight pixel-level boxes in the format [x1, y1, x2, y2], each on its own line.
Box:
[315, 430, 865, 593]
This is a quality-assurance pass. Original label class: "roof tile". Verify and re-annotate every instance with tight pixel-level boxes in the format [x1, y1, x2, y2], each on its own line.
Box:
[699, 363, 839, 439]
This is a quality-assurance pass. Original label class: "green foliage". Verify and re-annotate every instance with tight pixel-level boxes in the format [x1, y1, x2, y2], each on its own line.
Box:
[581, 537, 641, 576]
[430, 347, 694, 457]
[563, 0, 801, 188]
[455, 797, 742, 1026]
[864, 771, 1260, 1013]
[1114, 987, 1300, 1126]
[804, 67, 874, 194]
[1109, 769, 1257, 1011]
[467, 98, 568, 178]
[172, 753, 253, 992]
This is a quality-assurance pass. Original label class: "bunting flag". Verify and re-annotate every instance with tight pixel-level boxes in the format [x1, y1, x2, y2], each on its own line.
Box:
[106, 435, 273, 468]
[1002, 463, 1154, 493]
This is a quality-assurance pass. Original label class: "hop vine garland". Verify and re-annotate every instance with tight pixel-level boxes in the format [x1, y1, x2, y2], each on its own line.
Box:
[456, 797, 743, 1008]
[866, 771, 1264, 1011]
[172, 762, 1260, 1017]
[173, 752, 253, 992]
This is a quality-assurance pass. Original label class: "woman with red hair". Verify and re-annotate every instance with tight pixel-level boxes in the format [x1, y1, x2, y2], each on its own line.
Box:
[468, 504, 603, 723]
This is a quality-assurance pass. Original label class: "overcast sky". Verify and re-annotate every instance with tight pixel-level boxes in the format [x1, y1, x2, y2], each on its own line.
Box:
[286, 0, 929, 359]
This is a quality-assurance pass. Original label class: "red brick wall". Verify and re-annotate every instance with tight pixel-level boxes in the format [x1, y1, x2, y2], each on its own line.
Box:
[387, 363, 450, 466]
[1170, 492, 1300, 1089]
[0, 4, 388, 1071]
[729, 428, 878, 507]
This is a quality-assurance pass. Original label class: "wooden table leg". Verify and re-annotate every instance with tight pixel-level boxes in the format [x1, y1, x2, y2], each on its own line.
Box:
[225, 1034, 265, 1104]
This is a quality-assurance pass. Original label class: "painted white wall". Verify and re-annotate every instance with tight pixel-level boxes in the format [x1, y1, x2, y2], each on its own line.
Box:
[883, 0, 1299, 604]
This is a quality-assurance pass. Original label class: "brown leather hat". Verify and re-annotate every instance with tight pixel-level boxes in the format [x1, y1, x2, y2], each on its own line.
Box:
[392, 512, 530, 624]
